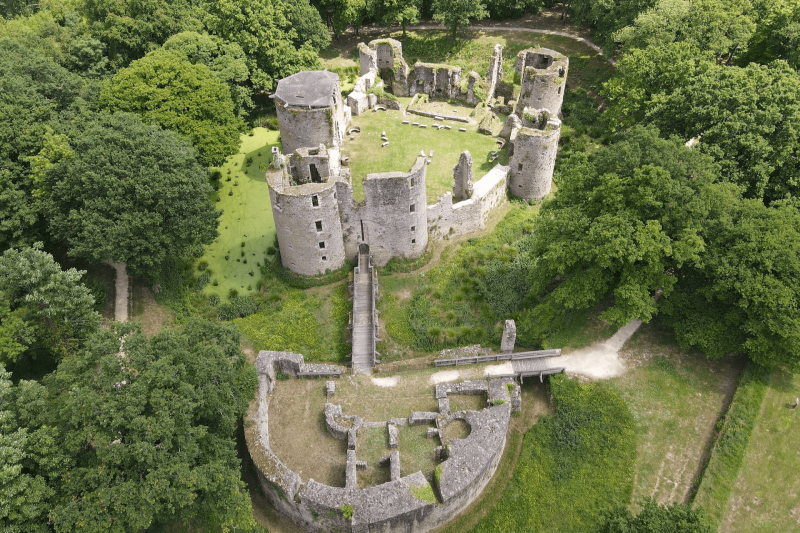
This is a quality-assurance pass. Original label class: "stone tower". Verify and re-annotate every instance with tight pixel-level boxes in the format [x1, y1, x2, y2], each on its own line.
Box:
[514, 48, 568, 116]
[509, 109, 561, 200]
[272, 70, 350, 154]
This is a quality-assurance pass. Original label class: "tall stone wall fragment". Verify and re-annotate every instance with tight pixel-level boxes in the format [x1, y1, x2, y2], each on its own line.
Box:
[466, 71, 482, 104]
[453, 151, 474, 202]
[500, 320, 516, 353]
[358, 42, 377, 75]
[485, 44, 504, 103]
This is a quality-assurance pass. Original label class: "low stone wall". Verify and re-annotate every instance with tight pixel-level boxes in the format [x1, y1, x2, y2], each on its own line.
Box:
[246, 351, 516, 533]
[427, 164, 510, 241]
[406, 108, 470, 123]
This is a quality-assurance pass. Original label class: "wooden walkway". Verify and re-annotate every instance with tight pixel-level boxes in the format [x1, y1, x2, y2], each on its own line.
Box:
[350, 244, 378, 374]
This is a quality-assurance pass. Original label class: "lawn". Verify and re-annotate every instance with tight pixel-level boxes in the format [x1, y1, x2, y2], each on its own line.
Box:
[611, 321, 744, 507]
[197, 128, 280, 299]
[720, 368, 800, 533]
[343, 99, 507, 203]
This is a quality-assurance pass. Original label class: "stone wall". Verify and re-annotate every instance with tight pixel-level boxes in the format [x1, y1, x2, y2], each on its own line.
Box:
[336, 157, 429, 266]
[427, 164, 510, 240]
[508, 111, 561, 200]
[245, 352, 517, 533]
[287, 145, 341, 184]
[515, 48, 568, 116]
[268, 172, 347, 275]
[276, 105, 334, 155]
[408, 62, 463, 100]
[485, 44, 504, 103]
[370, 39, 410, 96]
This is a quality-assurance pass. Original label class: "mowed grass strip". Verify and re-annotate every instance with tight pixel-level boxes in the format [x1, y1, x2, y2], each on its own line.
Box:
[612, 321, 744, 506]
[719, 368, 799, 533]
[692, 364, 770, 528]
[199, 128, 279, 299]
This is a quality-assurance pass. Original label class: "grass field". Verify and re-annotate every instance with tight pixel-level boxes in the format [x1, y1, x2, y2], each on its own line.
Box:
[612, 321, 743, 508]
[344, 99, 507, 203]
[197, 128, 279, 299]
[720, 368, 800, 533]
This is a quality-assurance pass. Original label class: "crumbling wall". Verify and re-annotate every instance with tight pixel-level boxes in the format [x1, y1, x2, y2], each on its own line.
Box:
[427, 164, 510, 240]
[408, 63, 463, 100]
[370, 38, 410, 96]
[485, 44, 504, 103]
[509, 110, 561, 200]
[359, 42, 377, 74]
[287, 145, 341, 184]
[269, 178, 347, 275]
[337, 157, 428, 266]
[466, 71, 482, 105]
[361, 156, 429, 266]
[515, 48, 568, 116]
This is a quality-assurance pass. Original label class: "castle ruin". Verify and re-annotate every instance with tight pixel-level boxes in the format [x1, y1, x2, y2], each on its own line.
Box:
[267, 44, 568, 276]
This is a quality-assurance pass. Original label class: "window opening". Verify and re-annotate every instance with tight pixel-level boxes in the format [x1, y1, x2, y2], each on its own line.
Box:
[312, 195, 319, 207]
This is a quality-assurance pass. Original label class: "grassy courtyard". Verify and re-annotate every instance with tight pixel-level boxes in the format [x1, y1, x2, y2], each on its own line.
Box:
[344, 99, 507, 203]
[197, 128, 280, 299]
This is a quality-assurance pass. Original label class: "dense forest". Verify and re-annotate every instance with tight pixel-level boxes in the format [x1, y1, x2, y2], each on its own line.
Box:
[2, 0, 799, 531]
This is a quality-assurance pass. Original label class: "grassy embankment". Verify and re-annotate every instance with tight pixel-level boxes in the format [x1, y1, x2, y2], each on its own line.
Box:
[720, 368, 800, 533]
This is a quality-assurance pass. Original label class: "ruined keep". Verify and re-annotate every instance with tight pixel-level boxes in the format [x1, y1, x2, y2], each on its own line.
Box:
[514, 48, 568, 116]
[272, 70, 350, 154]
[509, 108, 562, 200]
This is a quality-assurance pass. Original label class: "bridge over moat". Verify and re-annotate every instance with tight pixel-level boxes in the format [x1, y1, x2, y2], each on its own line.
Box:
[348, 243, 379, 373]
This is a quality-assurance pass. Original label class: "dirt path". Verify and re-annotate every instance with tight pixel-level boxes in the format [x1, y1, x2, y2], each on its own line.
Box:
[558, 318, 642, 379]
[105, 261, 129, 322]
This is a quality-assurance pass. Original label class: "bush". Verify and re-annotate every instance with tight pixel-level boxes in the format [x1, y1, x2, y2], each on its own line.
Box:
[208, 294, 220, 307]
[341, 504, 354, 520]
[194, 272, 211, 291]
[217, 295, 260, 321]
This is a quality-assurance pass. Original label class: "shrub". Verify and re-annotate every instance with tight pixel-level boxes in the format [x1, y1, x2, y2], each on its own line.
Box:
[217, 295, 260, 321]
[197, 260, 209, 271]
[194, 272, 211, 291]
[341, 504, 354, 520]
[228, 289, 238, 299]
[208, 294, 220, 306]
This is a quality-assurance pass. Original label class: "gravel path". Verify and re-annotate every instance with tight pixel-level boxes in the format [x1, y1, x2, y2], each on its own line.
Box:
[558, 319, 643, 379]
[106, 261, 129, 322]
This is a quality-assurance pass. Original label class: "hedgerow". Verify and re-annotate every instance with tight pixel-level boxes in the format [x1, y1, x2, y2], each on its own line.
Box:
[472, 375, 635, 533]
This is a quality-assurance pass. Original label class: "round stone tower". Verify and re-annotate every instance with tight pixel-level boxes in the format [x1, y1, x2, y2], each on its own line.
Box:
[268, 179, 346, 276]
[509, 109, 561, 200]
[514, 48, 569, 116]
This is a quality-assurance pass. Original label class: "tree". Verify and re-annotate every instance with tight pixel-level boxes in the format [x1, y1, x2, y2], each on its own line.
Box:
[44, 112, 219, 279]
[517, 126, 729, 343]
[101, 49, 243, 166]
[0, 245, 100, 366]
[614, 0, 757, 62]
[162, 31, 254, 118]
[202, 0, 322, 91]
[661, 200, 800, 368]
[569, 0, 658, 51]
[0, 366, 61, 533]
[432, 0, 489, 40]
[743, 0, 800, 69]
[380, 0, 421, 37]
[0, 37, 86, 250]
[44, 320, 259, 532]
[77, 0, 204, 69]
[284, 0, 331, 50]
[603, 44, 800, 205]
[596, 499, 713, 532]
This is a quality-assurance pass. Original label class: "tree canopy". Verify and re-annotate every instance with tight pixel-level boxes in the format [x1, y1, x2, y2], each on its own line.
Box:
[101, 48, 243, 166]
[0, 245, 100, 366]
[1, 319, 260, 532]
[432, 0, 489, 39]
[44, 112, 219, 278]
